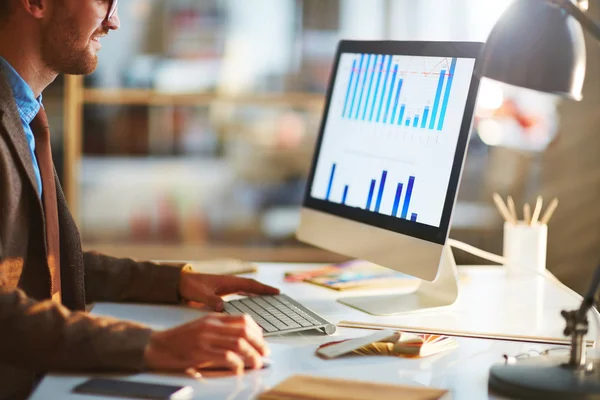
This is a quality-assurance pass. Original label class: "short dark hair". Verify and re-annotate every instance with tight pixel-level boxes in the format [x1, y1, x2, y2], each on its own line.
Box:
[0, 1, 13, 26]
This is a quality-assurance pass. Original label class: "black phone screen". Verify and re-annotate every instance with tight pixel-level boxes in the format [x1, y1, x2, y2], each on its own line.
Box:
[72, 378, 193, 400]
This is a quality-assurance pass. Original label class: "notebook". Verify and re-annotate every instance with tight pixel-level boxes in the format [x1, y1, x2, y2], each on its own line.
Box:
[285, 260, 417, 291]
[258, 375, 447, 400]
[316, 329, 458, 359]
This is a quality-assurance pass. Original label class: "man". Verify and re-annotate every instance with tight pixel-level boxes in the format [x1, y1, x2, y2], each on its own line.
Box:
[0, 1, 280, 398]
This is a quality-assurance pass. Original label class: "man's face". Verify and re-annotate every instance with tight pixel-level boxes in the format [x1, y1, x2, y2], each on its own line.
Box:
[40, 0, 120, 75]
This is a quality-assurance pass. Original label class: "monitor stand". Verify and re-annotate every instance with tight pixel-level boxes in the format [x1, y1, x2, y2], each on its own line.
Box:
[337, 245, 459, 316]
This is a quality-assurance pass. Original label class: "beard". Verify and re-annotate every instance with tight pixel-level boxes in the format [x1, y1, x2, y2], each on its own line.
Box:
[39, 10, 101, 75]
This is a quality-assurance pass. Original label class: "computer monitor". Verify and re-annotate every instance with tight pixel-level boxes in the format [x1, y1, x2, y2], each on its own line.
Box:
[297, 41, 483, 315]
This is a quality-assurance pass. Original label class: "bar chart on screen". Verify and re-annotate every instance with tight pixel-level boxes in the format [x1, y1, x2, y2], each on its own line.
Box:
[310, 52, 476, 228]
[325, 163, 419, 222]
[340, 53, 457, 131]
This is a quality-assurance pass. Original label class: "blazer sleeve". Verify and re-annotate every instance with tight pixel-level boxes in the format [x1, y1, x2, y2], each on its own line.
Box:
[83, 252, 191, 304]
[0, 285, 152, 372]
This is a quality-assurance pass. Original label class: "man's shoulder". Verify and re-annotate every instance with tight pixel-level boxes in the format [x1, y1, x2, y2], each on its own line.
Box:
[0, 68, 22, 146]
[0, 66, 17, 116]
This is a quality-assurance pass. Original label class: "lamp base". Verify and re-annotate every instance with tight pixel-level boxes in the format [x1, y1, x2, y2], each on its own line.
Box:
[488, 355, 600, 400]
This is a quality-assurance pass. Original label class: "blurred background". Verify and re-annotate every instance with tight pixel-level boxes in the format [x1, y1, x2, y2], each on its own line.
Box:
[46, 0, 600, 294]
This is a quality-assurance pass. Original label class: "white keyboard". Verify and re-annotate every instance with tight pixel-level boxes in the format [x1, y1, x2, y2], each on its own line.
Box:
[223, 294, 336, 336]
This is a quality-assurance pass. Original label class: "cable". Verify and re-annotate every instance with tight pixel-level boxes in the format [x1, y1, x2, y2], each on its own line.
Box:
[447, 238, 508, 265]
[447, 238, 600, 347]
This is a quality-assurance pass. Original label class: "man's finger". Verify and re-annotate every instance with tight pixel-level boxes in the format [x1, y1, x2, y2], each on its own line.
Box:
[202, 316, 264, 350]
[229, 325, 269, 357]
[224, 351, 244, 375]
[203, 293, 224, 311]
[209, 335, 263, 369]
[196, 348, 244, 374]
[204, 320, 268, 356]
[206, 314, 262, 335]
[240, 279, 280, 295]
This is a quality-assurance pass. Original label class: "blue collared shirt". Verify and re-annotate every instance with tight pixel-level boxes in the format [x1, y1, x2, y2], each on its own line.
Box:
[0, 56, 43, 197]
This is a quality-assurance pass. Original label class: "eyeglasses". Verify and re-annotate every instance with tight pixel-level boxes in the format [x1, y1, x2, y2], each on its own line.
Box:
[107, 0, 118, 20]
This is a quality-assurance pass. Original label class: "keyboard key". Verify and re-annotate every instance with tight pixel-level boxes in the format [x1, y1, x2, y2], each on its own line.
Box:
[295, 317, 314, 327]
[257, 320, 278, 333]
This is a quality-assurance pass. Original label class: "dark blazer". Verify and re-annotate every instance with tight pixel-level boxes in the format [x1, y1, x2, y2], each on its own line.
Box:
[0, 70, 187, 399]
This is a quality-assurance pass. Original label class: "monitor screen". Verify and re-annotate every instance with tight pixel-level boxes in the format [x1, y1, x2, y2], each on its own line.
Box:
[303, 41, 481, 244]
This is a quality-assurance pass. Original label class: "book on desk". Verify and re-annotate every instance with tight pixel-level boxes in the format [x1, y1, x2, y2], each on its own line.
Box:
[284, 260, 418, 291]
[316, 329, 458, 360]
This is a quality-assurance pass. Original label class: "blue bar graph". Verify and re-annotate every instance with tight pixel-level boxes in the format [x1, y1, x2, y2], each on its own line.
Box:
[437, 58, 457, 130]
[390, 79, 403, 124]
[342, 185, 349, 205]
[348, 54, 365, 119]
[401, 176, 415, 219]
[405, 118, 410, 126]
[354, 54, 371, 119]
[383, 65, 399, 123]
[374, 171, 388, 212]
[411, 213, 418, 222]
[362, 55, 379, 120]
[369, 55, 386, 121]
[392, 183, 403, 217]
[429, 69, 446, 129]
[342, 59, 357, 118]
[397, 104, 406, 125]
[421, 107, 430, 128]
[341, 53, 458, 132]
[326, 164, 336, 201]
[376, 55, 393, 122]
[366, 179, 376, 210]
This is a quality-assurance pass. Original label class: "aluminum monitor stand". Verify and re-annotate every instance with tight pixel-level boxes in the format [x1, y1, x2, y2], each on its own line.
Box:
[338, 245, 458, 316]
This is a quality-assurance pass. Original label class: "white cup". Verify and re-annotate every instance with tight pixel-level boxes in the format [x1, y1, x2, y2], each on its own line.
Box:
[503, 222, 547, 277]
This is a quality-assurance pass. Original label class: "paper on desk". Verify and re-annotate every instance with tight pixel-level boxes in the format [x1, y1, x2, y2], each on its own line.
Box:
[259, 375, 448, 400]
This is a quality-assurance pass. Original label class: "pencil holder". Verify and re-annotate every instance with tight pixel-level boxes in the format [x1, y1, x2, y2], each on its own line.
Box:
[503, 222, 547, 277]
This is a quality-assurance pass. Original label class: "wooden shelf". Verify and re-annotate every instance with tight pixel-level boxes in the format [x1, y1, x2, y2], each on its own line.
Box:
[83, 88, 325, 108]
[82, 243, 348, 264]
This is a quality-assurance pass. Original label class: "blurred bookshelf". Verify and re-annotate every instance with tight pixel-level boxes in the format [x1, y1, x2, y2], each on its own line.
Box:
[62, 0, 342, 262]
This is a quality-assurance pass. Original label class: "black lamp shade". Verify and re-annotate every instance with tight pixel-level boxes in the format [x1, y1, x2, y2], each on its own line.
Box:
[476, 0, 586, 100]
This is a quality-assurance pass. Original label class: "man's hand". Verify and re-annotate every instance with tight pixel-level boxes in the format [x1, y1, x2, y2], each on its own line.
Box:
[144, 314, 268, 374]
[178, 270, 280, 311]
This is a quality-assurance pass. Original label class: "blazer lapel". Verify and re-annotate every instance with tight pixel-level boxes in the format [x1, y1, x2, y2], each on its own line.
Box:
[0, 67, 42, 199]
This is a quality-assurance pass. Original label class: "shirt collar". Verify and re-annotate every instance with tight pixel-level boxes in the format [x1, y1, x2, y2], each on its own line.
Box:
[0, 56, 43, 125]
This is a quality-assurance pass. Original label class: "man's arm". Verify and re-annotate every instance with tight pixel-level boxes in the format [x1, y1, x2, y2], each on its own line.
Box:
[0, 284, 151, 372]
[83, 252, 190, 304]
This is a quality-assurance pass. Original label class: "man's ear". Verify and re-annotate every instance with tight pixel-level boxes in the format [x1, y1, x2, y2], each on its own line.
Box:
[18, 0, 49, 19]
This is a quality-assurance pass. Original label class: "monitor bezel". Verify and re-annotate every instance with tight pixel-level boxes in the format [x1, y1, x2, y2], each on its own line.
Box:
[302, 40, 483, 245]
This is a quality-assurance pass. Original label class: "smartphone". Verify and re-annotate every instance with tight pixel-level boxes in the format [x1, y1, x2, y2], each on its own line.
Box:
[73, 378, 194, 400]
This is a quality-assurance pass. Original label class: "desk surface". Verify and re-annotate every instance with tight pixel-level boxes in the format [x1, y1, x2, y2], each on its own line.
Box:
[32, 264, 599, 400]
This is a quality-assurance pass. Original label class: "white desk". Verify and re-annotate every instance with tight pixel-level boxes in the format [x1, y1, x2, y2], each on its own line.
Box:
[31, 264, 599, 400]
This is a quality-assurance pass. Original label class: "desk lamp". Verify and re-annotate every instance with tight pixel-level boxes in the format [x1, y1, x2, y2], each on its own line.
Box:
[477, 0, 600, 398]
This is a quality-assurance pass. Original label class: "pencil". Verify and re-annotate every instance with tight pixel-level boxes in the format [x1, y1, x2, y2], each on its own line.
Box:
[531, 196, 543, 225]
[540, 198, 559, 224]
[493, 193, 515, 224]
[523, 203, 532, 225]
[507, 196, 518, 222]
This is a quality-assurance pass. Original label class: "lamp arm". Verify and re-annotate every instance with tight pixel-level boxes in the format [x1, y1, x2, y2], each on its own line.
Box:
[579, 262, 600, 316]
[551, 0, 600, 41]
[561, 262, 600, 367]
